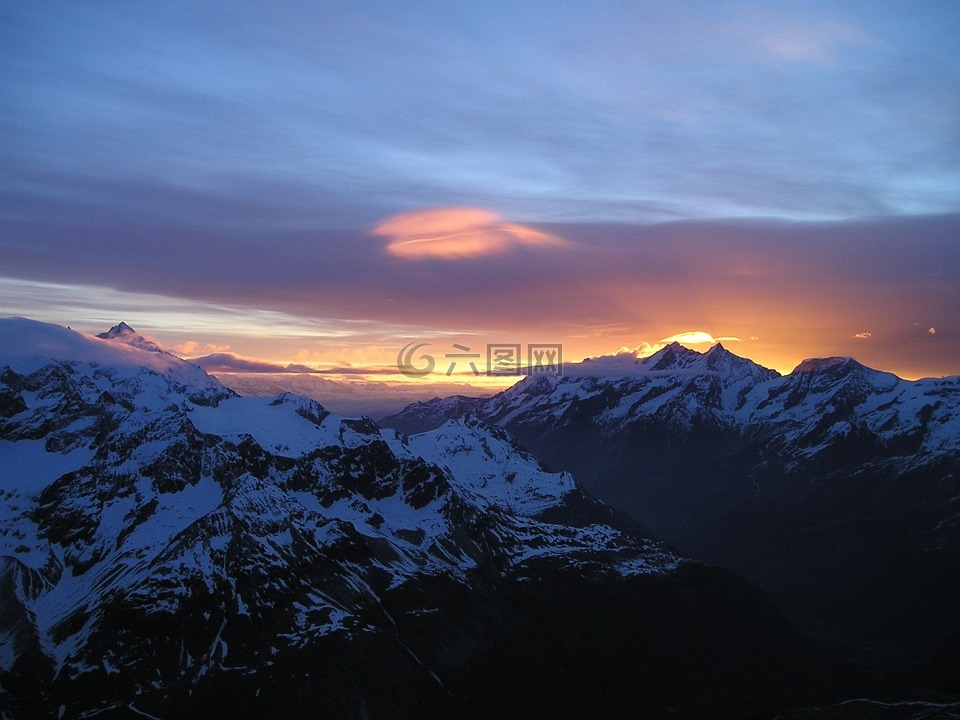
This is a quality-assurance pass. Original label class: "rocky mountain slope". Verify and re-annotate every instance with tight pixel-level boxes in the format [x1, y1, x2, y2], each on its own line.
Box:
[0, 320, 854, 719]
[382, 343, 960, 672]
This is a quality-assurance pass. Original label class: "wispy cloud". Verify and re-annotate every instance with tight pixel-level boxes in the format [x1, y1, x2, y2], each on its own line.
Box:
[2, 212, 958, 380]
[174, 340, 230, 355]
[751, 20, 877, 63]
[0, 277, 369, 340]
[190, 351, 405, 377]
[190, 353, 317, 374]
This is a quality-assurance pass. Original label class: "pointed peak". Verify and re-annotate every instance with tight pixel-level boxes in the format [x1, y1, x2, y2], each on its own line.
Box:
[97, 322, 137, 339]
[704, 341, 745, 361]
[642, 341, 700, 370]
[96, 322, 164, 353]
[567, 339, 779, 380]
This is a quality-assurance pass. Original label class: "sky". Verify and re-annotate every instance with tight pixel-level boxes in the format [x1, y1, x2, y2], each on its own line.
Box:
[2, 0, 959, 386]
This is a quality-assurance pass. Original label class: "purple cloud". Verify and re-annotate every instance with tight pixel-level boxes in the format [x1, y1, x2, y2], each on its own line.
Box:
[191, 353, 316, 374]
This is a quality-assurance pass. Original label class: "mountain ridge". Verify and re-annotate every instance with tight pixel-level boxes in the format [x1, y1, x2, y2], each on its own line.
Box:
[382, 340, 960, 672]
[0, 317, 857, 718]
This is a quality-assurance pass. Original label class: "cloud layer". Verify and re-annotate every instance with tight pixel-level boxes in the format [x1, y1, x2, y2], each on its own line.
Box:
[190, 353, 316, 374]
[1, 2, 958, 379]
[2, 213, 957, 379]
[2, 2, 958, 227]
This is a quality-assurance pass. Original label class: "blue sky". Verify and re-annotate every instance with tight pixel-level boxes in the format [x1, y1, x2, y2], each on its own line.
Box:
[2, 1, 959, 378]
[5, 0, 958, 223]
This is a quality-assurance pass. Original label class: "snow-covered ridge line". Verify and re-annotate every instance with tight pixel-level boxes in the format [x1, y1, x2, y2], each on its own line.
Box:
[0, 317, 680, 705]
[565, 342, 780, 379]
[0, 317, 223, 396]
[385, 336, 960, 462]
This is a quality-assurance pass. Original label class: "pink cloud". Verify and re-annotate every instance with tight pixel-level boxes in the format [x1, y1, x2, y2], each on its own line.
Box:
[373, 207, 571, 260]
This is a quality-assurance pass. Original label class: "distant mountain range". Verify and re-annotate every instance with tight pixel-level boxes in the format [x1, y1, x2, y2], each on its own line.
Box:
[209, 370, 496, 419]
[0, 319, 874, 719]
[383, 342, 960, 673]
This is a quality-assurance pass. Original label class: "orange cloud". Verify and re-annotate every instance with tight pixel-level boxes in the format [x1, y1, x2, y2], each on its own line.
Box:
[854, 332, 872, 339]
[174, 340, 230, 355]
[373, 207, 570, 259]
[659, 331, 741, 345]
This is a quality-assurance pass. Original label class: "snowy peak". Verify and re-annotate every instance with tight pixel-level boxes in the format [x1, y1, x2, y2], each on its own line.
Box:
[0, 316, 228, 406]
[787, 355, 899, 394]
[389, 341, 785, 438]
[96, 321, 164, 354]
[703, 342, 736, 364]
[635, 341, 778, 382]
[2, 318, 150, 369]
[566, 341, 777, 383]
[564, 343, 704, 378]
[380, 394, 488, 434]
[792, 356, 861, 374]
[96, 320, 136, 338]
[701, 342, 780, 382]
[640, 341, 702, 371]
[386, 337, 960, 461]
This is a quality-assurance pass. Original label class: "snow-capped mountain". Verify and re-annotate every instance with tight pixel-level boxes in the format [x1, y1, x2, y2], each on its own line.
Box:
[384, 342, 779, 435]
[0, 319, 849, 719]
[383, 342, 960, 672]
[95, 321, 166, 354]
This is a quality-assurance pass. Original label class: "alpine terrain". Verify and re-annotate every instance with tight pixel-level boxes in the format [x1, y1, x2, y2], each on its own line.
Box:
[383, 342, 960, 680]
[0, 319, 858, 719]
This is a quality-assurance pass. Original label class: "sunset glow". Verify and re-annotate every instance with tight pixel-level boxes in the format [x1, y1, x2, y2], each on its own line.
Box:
[1, 1, 958, 398]
[4, 6, 960, 715]
[375, 208, 571, 259]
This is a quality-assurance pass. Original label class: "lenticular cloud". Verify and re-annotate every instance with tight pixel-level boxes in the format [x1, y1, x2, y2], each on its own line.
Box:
[373, 207, 570, 259]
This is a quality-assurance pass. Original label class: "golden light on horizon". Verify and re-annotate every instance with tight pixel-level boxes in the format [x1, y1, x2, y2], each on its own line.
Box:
[117, 321, 947, 386]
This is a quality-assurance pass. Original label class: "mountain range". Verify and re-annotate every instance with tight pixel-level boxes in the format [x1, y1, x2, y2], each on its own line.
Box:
[0, 318, 873, 719]
[383, 342, 960, 675]
[206, 371, 496, 420]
